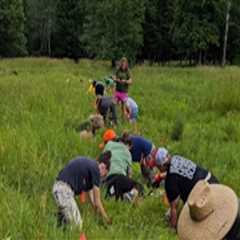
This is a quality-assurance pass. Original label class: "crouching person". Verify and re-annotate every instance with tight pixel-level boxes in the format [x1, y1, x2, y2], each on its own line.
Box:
[106, 174, 144, 202]
[102, 130, 143, 203]
[153, 148, 219, 229]
[178, 180, 240, 240]
[121, 132, 157, 186]
[77, 114, 104, 139]
[52, 152, 112, 229]
[125, 97, 138, 123]
[95, 81, 117, 126]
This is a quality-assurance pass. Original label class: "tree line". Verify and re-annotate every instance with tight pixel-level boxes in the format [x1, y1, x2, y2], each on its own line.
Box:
[0, 0, 240, 65]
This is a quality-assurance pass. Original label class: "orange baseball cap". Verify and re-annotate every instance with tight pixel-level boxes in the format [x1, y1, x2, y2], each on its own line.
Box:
[98, 129, 117, 149]
[103, 129, 117, 143]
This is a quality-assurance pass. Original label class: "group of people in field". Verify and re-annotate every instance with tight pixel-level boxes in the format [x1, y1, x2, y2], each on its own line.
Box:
[52, 57, 240, 240]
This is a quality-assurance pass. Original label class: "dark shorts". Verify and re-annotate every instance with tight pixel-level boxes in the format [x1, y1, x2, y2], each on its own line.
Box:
[105, 174, 143, 200]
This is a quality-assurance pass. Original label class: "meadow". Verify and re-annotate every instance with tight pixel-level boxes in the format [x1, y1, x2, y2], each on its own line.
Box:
[0, 58, 240, 240]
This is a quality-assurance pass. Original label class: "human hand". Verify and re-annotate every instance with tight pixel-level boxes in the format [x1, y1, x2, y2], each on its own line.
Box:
[151, 180, 160, 188]
[165, 209, 171, 222]
[106, 217, 112, 225]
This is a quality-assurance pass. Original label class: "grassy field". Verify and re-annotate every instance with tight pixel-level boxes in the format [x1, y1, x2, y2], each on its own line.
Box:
[0, 58, 240, 240]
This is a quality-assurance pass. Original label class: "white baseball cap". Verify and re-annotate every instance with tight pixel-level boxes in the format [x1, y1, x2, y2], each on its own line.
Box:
[155, 148, 169, 166]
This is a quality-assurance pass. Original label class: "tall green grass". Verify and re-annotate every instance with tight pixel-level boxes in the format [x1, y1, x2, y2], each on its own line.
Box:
[0, 59, 240, 239]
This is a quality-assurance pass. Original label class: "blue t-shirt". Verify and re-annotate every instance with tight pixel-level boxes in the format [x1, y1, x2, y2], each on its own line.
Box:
[57, 157, 100, 195]
[130, 136, 153, 162]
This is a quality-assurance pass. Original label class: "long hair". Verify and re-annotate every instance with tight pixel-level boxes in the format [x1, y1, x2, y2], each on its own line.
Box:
[120, 131, 132, 147]
[98, 151, 111, 170]
[119, 57, 129, 71]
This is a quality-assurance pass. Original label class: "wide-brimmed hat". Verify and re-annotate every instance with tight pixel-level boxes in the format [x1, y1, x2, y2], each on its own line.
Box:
[178, 180, 238, 240]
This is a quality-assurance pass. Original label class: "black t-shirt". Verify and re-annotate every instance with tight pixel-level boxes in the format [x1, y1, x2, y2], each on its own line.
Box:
[165, 156, 209, 203]
[57, 157, 100, 195]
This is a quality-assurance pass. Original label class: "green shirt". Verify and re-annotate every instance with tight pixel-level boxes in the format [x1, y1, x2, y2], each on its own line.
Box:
[103, 141, 132, 176]
[115, 69, 131, 92]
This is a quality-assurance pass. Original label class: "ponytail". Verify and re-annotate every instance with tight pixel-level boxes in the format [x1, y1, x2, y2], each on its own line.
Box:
[120, 131, 132, 147]
[98, 151, 111, 170]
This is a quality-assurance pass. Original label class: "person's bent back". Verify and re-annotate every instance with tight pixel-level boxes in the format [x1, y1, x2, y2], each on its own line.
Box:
[52, 153, 112, 229]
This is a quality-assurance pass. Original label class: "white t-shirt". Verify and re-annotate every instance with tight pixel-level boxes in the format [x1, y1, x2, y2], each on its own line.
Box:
[126, 97, 138, 112]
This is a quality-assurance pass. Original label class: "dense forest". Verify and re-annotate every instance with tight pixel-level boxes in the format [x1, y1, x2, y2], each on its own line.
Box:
[0, 0, 240, 65]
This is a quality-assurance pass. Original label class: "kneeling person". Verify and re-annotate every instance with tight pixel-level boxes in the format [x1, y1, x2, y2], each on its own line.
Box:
[52, 152, 112, 228]
[106, 174, 144, 202]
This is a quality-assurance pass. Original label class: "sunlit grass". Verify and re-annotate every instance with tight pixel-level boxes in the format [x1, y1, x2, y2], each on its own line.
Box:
[0, 58, 240, 239]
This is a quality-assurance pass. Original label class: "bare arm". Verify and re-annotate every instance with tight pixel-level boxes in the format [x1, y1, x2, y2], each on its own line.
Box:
[93, 186, 111, 224]
[95, 98, 100, 113]
[88, 190, 95, 208]
[127, 166, 132, 178]
[121, 78, 132, 85]
[140, 153, 147, 166]
[160, 172, 167, 179]
[112, 75, 122, 83]
[169, 198, 179, 229]
[126, 78, 132, 84]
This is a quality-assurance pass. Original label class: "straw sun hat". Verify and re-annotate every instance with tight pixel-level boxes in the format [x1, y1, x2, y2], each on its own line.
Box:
[178, 180, 238, 240]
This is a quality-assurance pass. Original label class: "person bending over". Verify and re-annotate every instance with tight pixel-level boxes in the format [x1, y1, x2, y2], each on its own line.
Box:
[64, 114, 104, 139]
[102, 130, 142, 202]
[121, 132, 158, 186]
[153, 148, 219, 229]
[52, 152, 112, 228]
[125, 97, 138, 123]
[95, 82, 117, 126]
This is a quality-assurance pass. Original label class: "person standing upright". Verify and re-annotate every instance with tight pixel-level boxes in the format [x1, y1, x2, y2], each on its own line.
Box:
[113, 57, 132, 118]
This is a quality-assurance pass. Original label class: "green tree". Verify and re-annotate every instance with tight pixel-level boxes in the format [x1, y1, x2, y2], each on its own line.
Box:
[224, 0, 240, 64]
[0, 0, 27, 57]
[172, 0, 222, 64]
[82, 0, 145, 64]
[143, 0, 176, 63]
[53, 0, 86, 61]
[24, 0, 56, 56]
